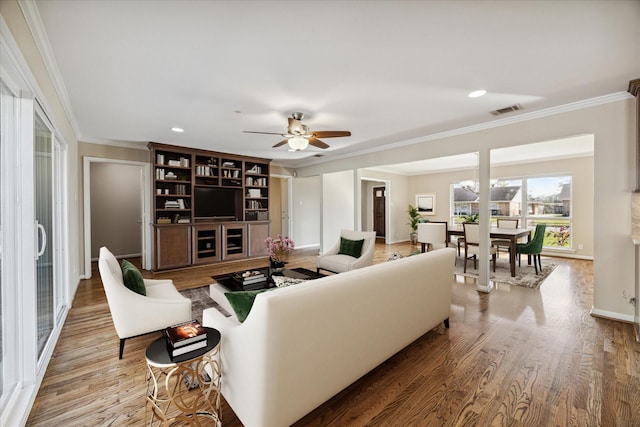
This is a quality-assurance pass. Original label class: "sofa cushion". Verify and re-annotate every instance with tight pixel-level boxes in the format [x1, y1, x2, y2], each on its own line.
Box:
[121, 259, 146, 296]
[338, 237, 364, 258]
[225, 289, 268, 322]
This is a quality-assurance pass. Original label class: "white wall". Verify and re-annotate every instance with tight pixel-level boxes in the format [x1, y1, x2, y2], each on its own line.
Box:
[321, 170, 355, 251]
[297, 98, 637, 321]
[291, 175, 320, 249]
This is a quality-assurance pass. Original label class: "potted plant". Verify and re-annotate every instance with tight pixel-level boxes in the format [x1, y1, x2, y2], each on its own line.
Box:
[407, 205, 423, 245]
[265, 235, 295, 272]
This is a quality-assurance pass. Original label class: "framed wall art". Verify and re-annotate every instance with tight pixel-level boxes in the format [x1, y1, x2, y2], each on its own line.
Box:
[416, 193, 436, 216]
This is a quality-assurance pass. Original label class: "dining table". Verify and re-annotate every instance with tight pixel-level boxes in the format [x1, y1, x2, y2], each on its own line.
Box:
[448, 226, 533, 277]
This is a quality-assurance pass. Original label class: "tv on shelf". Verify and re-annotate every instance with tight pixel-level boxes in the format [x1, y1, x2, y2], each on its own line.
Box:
[194, 187, 239, 220]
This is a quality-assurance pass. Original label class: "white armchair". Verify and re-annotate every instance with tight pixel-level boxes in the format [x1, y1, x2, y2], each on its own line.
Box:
[316, 230, 377, 274]
[97, 247, 192, 359]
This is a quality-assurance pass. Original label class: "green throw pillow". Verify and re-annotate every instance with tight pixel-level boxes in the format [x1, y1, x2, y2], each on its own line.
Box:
[121, 259, 146, 296]
[338, 237, 365, 258]
[225, 290, 268, 323]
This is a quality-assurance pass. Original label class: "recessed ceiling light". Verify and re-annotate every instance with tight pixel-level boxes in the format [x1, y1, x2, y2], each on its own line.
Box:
[171, 127, 184, 133]
[468, 89, 487, 98]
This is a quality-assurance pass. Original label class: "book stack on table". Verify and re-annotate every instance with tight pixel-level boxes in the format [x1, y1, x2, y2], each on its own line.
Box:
[231, 270, 267, 289]
[164, 320, 207, 358]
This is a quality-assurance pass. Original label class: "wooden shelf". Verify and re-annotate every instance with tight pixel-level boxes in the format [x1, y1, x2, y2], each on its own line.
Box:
[149, 142, 271, 270]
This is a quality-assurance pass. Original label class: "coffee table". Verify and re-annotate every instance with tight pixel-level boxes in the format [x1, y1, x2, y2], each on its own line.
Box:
[212, 267, 325, 292]
[209, 267, 325, 318]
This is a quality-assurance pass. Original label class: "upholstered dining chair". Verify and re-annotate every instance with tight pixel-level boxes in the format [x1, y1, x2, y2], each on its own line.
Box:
[98, 246, 192, 359]
[417, 222, 449, 253]
[516, 223, 547, 274]
[493, 218, 519, 256]
[316, 229, 377, 274]
[463, 222, 497, 273]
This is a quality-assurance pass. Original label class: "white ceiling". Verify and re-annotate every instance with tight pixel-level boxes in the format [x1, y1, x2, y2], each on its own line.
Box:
[367, 134, 595, 175]
[30, 0, 640, 169]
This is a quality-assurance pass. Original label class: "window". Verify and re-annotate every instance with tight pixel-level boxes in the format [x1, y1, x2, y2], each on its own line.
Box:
[490, 179, 522, 220]
[451, 180, 478, 224]
[450, 175, 572, 249]
[526, 176, 572, 249]
[451, 178, 522, 224]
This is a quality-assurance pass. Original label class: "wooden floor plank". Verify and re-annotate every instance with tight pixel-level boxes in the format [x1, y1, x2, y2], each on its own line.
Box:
[25, 242, 640, 426]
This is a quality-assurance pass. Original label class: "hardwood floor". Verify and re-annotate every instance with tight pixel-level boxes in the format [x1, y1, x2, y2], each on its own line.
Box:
[26, 242, 640, 426]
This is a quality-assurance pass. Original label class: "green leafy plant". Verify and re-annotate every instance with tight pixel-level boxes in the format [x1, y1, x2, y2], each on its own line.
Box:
[407, 205, 422, 232]
[461, 213, 479, 223]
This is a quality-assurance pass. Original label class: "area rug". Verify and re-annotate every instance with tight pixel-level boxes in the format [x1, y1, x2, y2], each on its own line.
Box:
[454, 254, 557, 289]
[179, 286, 231, 321]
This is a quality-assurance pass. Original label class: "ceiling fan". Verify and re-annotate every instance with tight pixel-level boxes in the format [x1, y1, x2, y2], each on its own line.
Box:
[243, 112, 351, 151]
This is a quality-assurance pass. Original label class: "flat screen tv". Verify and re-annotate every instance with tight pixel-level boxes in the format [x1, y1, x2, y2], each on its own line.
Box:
[194, 187, 239, 220]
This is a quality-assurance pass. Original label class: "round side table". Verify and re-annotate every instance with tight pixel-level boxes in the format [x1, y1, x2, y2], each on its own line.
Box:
[145, 327, 222, 426]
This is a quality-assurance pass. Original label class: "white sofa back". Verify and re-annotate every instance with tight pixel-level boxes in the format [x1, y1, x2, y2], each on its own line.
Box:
[203, 248, 456, 427]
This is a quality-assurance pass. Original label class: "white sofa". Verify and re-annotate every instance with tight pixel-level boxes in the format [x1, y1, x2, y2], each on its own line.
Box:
[97, 246, 192, 358]
[203, 248, 456, 427]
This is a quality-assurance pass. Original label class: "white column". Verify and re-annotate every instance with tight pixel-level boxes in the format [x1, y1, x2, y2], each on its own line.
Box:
[477, 148, 493, 292]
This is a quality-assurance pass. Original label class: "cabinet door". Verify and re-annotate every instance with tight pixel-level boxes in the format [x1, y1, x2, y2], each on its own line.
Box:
[156, 226, 191, 269]
[248, 222, 270, 257]
[222, 224, 247, 260]
[193, 225, 221, 264]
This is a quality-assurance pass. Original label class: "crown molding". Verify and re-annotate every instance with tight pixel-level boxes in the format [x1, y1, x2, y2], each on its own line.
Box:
[18, 0, 82, 141]
[295, 91, 632, 170]
[80, 137, 150, 151]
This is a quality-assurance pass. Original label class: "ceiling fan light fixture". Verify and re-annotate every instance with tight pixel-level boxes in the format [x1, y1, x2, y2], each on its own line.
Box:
[288, 135, 309, 151]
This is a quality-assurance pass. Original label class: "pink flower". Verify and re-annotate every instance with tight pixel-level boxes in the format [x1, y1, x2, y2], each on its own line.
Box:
[265, 234, 295, 263]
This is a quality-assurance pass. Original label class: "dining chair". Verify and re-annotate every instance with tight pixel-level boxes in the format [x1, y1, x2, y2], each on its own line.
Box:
[417, 222, 449, 253]
[493, 218, 519, 257]
[516, 223, 547, 274]
[463, 222, 497, 273]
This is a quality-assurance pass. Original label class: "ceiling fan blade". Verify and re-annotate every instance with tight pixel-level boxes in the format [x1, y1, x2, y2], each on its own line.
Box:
[310, 130, 351, 138]
[272, 139, 289, 148]
[244, 131, 287, 136]
[308, 138, 330, 149]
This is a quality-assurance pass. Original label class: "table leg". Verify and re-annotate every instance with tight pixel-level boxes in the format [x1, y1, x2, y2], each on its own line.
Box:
[510, 239, 516, 277]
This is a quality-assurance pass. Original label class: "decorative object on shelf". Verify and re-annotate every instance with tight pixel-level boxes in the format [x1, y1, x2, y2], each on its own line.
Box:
[266, 234, 294, 272]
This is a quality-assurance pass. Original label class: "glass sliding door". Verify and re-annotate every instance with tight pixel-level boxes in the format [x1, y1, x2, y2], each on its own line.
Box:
[0, 78, 18, 414]
[34, 113, 54, 357]
[0, 78, 7, 407]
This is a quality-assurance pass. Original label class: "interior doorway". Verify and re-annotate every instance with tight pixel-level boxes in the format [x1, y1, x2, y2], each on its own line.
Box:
[83, 157, 151, 278]
[269, 176, 292, 239]
[373, 186, 386, 238]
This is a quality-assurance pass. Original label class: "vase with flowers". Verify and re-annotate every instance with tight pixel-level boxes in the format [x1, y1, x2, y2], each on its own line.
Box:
[265, 234, 295, 273]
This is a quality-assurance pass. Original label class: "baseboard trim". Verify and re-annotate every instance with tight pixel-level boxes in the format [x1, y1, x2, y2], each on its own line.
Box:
[590, 307, 634, 323]
[294, 244, 320, 250]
